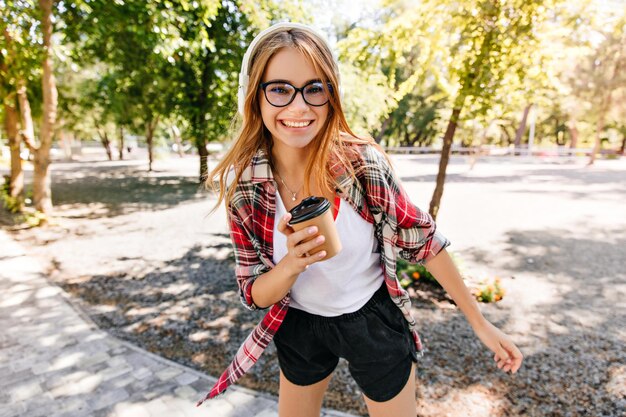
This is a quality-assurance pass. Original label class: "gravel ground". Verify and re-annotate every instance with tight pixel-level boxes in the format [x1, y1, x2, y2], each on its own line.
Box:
[3, 151, 625, 417]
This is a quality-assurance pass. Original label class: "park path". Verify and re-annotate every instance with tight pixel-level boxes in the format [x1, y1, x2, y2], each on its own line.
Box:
[2, 153, 625, 416]
[0, 229, 356, 417]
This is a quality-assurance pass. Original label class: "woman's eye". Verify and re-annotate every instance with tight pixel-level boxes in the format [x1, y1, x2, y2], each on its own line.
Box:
[269, 85, 291, 95]
[305, 84, 324, 94]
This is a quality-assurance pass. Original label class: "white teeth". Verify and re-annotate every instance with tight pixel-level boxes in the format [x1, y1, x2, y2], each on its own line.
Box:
[282, 120, 311, 128]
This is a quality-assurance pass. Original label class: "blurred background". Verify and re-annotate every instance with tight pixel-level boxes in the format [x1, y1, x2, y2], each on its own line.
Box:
[1, 0, 625, 219]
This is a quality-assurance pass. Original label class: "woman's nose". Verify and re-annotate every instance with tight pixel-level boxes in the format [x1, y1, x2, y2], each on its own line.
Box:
[287, 90, 309, 111]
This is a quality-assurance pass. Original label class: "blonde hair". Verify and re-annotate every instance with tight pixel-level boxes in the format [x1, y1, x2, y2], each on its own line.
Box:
[208, 27, 380, 213]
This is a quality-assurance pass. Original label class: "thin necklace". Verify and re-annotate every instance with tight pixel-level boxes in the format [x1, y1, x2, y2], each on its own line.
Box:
[274, 171, 302, 201]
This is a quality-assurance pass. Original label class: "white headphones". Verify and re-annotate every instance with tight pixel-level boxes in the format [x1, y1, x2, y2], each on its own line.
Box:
[237, 22, 340, 115]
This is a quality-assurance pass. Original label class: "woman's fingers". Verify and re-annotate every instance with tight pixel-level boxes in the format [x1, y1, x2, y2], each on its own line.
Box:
[277, 214, 294, 236]
[279, 221, 328, 273]
[299, 235, 325, 256]
[286, 226, 318, 254]
[494, 342, 523, 374]
[300, 250, 327, 269]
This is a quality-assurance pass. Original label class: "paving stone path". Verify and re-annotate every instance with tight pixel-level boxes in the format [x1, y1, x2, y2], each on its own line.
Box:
[0, 230, 356, 417]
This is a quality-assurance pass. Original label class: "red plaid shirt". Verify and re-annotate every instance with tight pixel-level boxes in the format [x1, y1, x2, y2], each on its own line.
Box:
[198, 144, 449, 404]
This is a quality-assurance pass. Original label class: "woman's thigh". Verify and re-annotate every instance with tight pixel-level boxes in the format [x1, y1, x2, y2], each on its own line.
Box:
[278, 370, 333, 417]
[363, 363, 417, 417]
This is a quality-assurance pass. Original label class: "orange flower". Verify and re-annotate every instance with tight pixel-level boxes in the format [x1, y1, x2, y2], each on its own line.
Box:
[412, 272, 420, 279]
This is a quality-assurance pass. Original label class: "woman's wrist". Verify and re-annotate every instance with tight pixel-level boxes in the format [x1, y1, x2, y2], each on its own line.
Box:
[468, 314, 490, 331]
[276, 258, 300, 281]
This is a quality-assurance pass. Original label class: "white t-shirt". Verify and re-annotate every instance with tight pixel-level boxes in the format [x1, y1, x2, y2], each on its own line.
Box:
[272, 193, 385, 316]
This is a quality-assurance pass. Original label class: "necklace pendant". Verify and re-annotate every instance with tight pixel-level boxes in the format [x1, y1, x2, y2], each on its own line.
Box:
[291, 195, 296, 201]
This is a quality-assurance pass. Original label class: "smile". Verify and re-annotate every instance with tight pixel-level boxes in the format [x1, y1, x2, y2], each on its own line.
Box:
[281, 120, 313, 128]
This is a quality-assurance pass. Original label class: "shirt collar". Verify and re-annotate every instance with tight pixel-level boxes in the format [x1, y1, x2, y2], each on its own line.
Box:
[241, 148, 274, 185]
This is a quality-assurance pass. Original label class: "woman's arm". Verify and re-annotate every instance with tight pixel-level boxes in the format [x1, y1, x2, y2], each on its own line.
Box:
[424, 249, 485, 327]
[425, 249, 524, 374]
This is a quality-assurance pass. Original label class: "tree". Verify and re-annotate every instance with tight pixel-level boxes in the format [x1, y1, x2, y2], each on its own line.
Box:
[1, 0, 57, 218]
[61, 0, 310, 180]
[29, 0, 57, 218]
[1, 38, 23, 210]
[572, 15, 626, 164]
[168, 0, 311, 180]
[1, 0, 43, 211]
[61, 0, 182, 171]
[340, 0, 559, 219]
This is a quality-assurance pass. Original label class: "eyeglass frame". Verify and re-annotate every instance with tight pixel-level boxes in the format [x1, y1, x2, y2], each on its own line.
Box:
[259, 80, 334, 108]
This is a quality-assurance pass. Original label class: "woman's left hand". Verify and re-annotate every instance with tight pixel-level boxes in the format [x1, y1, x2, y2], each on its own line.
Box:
[472, 319, 524, 374]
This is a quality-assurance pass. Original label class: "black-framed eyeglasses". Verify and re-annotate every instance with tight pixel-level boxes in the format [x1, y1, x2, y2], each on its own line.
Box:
[259, 80, 333, 107]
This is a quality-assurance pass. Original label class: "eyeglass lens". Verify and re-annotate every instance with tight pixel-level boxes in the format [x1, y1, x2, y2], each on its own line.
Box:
[263, 81, 330, 107]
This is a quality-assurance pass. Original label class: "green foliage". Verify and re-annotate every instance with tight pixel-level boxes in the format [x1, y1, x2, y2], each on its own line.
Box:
[5, 0, 624, 164]
[1, 175, 22, 213]
[59, 0, 310, 175]
[397, 253, 506, 304]
[340, 62, 395, 135]
[397, 258, 440, 288]
[0, 0, 44, 116]
[473, 277, 506, 303]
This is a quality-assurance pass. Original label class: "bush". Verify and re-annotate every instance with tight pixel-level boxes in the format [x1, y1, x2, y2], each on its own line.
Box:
[1, 175, 22, 213]
[397, 253, 506, 303]
[472, 277, 506, 303]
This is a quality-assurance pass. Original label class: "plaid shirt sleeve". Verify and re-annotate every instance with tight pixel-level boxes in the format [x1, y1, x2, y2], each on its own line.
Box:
[362, 145, 449, 264]
[227, 201, 269, 311]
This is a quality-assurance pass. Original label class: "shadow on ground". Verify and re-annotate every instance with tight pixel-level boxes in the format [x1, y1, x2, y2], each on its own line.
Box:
[401, 166, 626, 189]
[52, 225, 626, 416]
[45, 163, 209, 219]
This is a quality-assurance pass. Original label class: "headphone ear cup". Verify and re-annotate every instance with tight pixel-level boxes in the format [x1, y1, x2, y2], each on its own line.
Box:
[237, 73, 249, 116]
[237, 85, 245, 115]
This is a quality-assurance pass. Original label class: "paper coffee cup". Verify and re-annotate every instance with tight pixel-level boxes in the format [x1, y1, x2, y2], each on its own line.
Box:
[288, 196, 342, 260]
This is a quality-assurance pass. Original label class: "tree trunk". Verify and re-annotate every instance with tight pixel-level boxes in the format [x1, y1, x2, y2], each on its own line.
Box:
[555, 117, 563, 146]
[568, 119, 579, 149]
[4, 99, 24, 209]
[0, 38, 23, 209]
[375, 117, 391, 144]
[619, 133, 626, 155]
[16, 81, 36, 153]
[171, 125, 184, 157]
[197, 142, 209, 183]
[429, 106, 463, 220]
[588, 96, 611, 165]
[412, 131, 423, 146]
[97, 129, 113, 160]
[513, 104, 532, 155]
[145, 116, 160, 172]
[118, 126, 124, 160]
[588, 117, 604, 166]
[589, 39, 622, 165]
[32, 0, 57, 219]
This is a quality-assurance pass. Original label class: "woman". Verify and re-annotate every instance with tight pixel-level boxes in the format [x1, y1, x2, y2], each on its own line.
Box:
[199, 22, 523, 417]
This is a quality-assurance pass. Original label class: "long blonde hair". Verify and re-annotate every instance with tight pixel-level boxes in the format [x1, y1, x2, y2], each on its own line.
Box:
[208, 27, 379, 213]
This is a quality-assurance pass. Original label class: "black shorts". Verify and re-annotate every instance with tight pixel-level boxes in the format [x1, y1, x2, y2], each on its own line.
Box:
[273, 284, 418, 402]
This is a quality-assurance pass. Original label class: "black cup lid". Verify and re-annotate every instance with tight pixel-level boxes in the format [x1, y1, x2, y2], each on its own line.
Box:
[289, 196, 330, 224]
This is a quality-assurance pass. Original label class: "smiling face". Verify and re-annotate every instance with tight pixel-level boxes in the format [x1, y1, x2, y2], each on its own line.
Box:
[259, 47, 329, 154]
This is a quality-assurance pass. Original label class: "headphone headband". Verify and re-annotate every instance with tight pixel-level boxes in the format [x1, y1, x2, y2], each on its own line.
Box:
[237, 22, 339, 115]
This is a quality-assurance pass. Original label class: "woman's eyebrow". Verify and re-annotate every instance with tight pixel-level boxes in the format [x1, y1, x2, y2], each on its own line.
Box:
[264, 78, 322, 85]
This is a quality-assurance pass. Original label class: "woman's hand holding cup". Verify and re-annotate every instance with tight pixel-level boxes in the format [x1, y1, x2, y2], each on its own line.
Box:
[277, 213, 327, 275]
